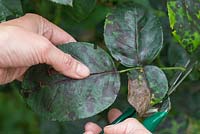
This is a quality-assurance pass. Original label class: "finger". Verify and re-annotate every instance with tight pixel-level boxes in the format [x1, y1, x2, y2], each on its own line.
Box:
[0, 27, 89, 79]
[104, 118, 151, 134]
[0, 67, 27, 84]
[46, 44, 90, 79]
[16, 76, 23, 81]
[108, 108, 122, 123]
[16, 74, 25, 81]
[83, 131, 94, 134]
[2, 13, 76, 45]
[84, 122, 102, 134]
[16, 67, 28, 81]
[35, 13, 76, 44]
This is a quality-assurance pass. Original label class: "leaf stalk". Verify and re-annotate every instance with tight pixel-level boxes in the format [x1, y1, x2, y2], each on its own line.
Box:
[119, 66, 186, 74]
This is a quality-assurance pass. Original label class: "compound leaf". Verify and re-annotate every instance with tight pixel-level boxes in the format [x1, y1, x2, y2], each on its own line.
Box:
[167, 0, 200, 53]
[21, 42, 120, 121]
[104, 3, 163, 67]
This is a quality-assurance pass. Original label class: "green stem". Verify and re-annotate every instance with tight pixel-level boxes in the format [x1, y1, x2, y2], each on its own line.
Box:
[119, 67, 142, 73]
[160, 67, 186, 71]
[119, 66, 186, 74]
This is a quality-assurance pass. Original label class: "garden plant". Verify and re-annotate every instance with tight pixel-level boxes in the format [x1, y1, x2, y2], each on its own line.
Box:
[0, 0, 200, 133]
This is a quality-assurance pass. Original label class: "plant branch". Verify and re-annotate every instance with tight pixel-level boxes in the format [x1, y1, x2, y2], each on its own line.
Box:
[160, 67, 186, 71]
[118, 66, 186, 74]
[119, 67, 142, 73]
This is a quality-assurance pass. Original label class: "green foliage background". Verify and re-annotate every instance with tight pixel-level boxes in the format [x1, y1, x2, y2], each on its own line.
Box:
[0, 0, 199, 133]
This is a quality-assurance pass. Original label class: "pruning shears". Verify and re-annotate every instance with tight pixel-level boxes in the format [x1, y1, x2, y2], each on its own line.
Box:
[101, 59, 197, 133]
[102, 97, 170, 133]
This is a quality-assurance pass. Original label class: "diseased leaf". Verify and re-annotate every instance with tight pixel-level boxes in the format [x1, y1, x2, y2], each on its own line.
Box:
[128, 70, 151, 116]
[21, 42, 120, 121]
[50, 0, 73, 6]
[65, 0, 96, 22]
[104, 3, 163, 67]
[0, 0, 23, 22]
[167, 0, 200, 53]
[144, 66, 168, 105]
[128, 66, 168, 116]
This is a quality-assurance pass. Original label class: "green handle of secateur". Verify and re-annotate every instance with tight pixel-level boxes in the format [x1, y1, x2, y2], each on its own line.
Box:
[100, 107, 168, 134]
[143, 111, 168, 132]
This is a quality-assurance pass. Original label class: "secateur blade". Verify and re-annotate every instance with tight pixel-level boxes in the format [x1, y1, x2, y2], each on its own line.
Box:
[145, 59, 197, 116]
[144, 97, 171, 117]
[142, 59, 198, 132]
[168, 60, 198, 96]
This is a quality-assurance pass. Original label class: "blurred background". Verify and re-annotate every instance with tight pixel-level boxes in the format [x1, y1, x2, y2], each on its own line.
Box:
[0, 0, 199, 133]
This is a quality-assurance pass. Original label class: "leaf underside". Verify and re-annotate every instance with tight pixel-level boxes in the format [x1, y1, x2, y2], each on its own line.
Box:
[128, 66, 168, 116]
[21, 42, 120, 121]
[104, 3, 163, 67]
[167, 0, 200, 53]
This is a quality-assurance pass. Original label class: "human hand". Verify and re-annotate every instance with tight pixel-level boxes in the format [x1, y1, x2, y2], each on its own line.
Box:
[84, 108, 151, 134]
[0, 13, 90, 84]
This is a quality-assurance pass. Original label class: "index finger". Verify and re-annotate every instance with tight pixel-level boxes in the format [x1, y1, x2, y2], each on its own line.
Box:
[2, 13, 76, 45]
[108, 108, 122, 123]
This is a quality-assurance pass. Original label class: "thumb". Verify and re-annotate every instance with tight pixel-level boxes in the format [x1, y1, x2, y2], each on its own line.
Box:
[104, 118, 151, 134]
[46, 45, 90, 79]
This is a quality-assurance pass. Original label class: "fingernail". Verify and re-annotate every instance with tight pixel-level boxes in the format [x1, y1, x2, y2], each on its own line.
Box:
[69, 38, 76, 42]
[76, 63, 90, 78]
[65, 38, 76, 44]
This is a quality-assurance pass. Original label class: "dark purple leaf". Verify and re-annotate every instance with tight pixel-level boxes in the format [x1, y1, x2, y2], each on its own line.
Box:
[104, 3, 163, 67]
[21, 42, 120, 121]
